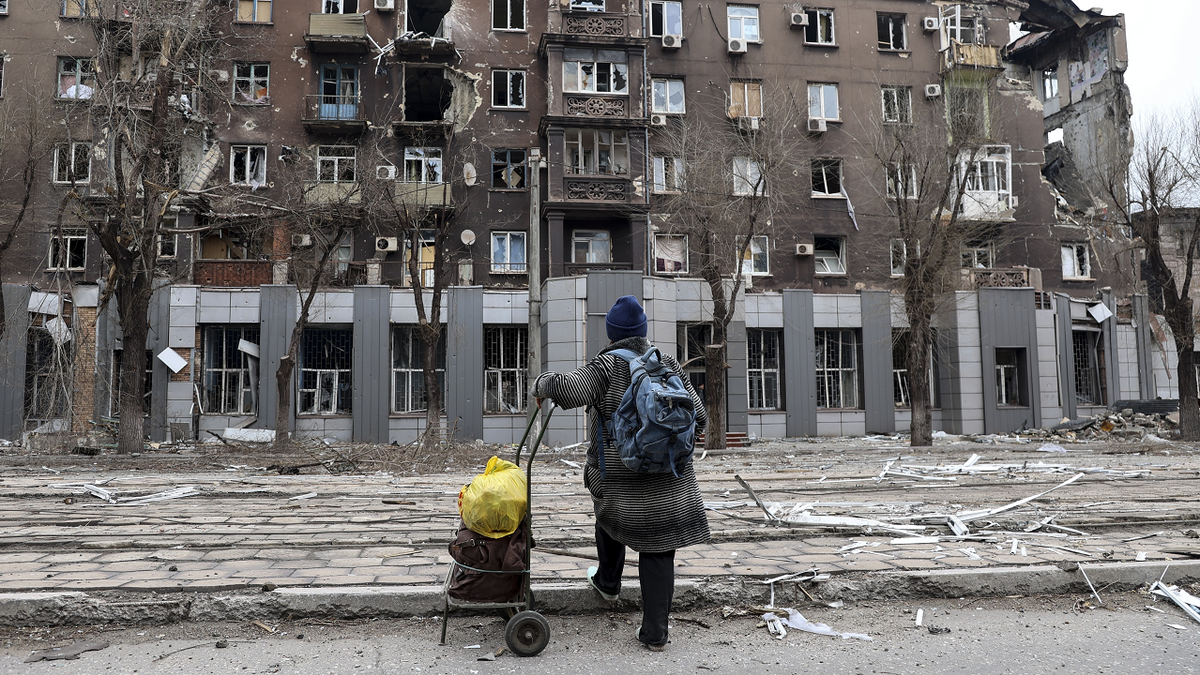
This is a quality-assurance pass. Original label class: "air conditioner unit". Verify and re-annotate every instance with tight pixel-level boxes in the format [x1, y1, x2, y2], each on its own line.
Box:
[727, 38, 747, 54]
[737, 116, 760, 132]
[292, 234, 313, 247]
[650, 114, 667, 127]
[374, 0, 395, 9]
[807, 118, 827, 133]
[922, 16, 939, 31]
[376, 237, 400, 253]
[789, 12, 808, 27]
[376, 165, 397, 180]
[924, 83, 943, 98]
[661, 34, 682, 49]
[795, 243, 814, 256]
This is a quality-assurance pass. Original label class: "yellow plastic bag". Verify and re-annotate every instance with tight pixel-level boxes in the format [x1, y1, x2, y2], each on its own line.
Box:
[458, 456, 528, 539]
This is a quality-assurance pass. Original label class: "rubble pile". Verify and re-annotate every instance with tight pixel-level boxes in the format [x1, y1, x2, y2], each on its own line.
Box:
[1036, 408, 1177, 442]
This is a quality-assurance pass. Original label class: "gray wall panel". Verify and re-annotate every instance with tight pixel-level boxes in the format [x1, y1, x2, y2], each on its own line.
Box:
[1101, 289, 1120, 406]
[586, 271, 644, 359]
[0, 285, 31, 440]
[147, 285, 170, 442]
[979, 288, 1041, 433]
[256, 285, 297, 432]
[1055, 294, 1076, 420]
[448, 287, 483, 439]
[353, 286, 390, 443]
[861, 290, 894, 433]
[726, 321, 748, 433]
[1132, 294, 1154, 398]
[935, 299, 963, 434]
[783, 290, 816, 437]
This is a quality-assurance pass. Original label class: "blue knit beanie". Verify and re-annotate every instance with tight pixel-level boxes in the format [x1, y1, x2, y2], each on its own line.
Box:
[605, 295, 647, 341]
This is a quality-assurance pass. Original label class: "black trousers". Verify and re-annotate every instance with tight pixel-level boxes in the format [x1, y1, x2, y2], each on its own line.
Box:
[592, 524, 675, 646]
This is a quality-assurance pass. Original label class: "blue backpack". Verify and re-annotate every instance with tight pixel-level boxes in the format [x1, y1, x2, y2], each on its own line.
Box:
[596, 347, 698, 478]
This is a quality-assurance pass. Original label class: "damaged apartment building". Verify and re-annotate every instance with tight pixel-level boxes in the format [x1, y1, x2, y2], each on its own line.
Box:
[0, 0, 1169, 448]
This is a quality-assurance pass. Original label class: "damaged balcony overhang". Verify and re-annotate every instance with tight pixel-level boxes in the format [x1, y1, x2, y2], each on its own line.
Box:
[305, 13, 372, 54]
[537, 34, 649, 59]
[391, 33, 458, 58]
[1016, 0, 1111, 33]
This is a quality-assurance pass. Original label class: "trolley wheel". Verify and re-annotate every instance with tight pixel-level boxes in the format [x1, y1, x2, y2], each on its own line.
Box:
[504, 610, 550, 656]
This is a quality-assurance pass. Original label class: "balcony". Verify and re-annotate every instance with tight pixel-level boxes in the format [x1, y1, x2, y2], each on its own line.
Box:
[562, 176, 628, 203]
[963, 266, 1042, 291]
[303, 181, 362, 205]
[565, 261, 633, 275]
[560, 11, 630, 37]
[941, 41, 1003, 73]
[395, 183, 449, 208]
[195, 260, 272, 287]
[564, 94, 628, 119]
[304, 13, 370, 54]
[301, 94, 367, 134]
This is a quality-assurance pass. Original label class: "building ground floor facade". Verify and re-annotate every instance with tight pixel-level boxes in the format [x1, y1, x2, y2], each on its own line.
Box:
[0, 271, 1175, 447]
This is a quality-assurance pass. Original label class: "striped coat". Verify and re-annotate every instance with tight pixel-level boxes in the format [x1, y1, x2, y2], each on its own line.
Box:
[532, 336, 709, 553]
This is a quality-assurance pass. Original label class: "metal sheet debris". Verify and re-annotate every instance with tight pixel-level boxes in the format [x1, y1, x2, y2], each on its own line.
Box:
[761, 609, 872, 641]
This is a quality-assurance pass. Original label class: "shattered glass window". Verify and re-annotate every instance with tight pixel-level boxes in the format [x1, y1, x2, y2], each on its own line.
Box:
[491, 231, 527, 273]
[804, 8, 835, 44]
[233, 63, 270, 104]
[650, 1, 682, 37]
[877, 13, 905, 50]
[230, 145, 267, 187]
[491, 149, 527, 189]
[404, 147, 444, 184]
[299, 328, 353, 415]
[491, 70, 525, 108]
[816, 330, 859, 409]
[392, 325, 446, 413]
[203, 326, 259, 415]
[652, 79, 685, 114]
[484, 325, 527, 414]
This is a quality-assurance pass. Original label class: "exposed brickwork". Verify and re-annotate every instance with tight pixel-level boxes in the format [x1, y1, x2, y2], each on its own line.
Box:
[169, 348, 192, 382]
[71, 306, 98, 432]
[194, 261, 271, 287]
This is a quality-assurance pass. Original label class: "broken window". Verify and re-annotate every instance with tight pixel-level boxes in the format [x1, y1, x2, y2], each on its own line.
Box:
[110, 349, 153, 417]
[404, 67, 453, 121]
[957, 146, 1011, 217]
[392, 325, 446, 413]
[732, 157, 764, 197]
[813, 236, 844, 275]
[877, 12, 905, 50]
[652, 78, 685, 114]
[652, 156, 684, 193]
[299, 328, 352, 415]
[748, 328, 781, 410]
[484, 325, 527, 414]
[52, 143, 91, 184]
[1061, 243, 1091, 279]
[727, 5, 759, 41]
[492, 70, 526, 108]
[491, 149, 526, 189]
[230, 145, 267, 187]
[401, 228, 436, 287]
[740, 235, 769, 275]
[320, 65, 359, 120]
[403, 147, 443, 183]
[25, 325, 72, 426]
[569, 0, 603, 11]
[804, 8, 835, 45]
[881, 85, 912, 124]
[892, 330, 936, 408]
[56, 57, 94, 99]
[994, 348, 1025, 407]
[49, 229, 86, 270]
[492, 0, 524, 31]
[323, 0, 357, 13]
[236, 0, 271, 22]
[650, 0, 682, 37]
[886, 162, 917, 199]
[1042, 68, 1059, 101]
[572, 230, 610, 264]
[563, 49, 628, 94]
[60, 0, 88, 18]
[407, 0, 451, 36]
[1072, 330, 1106, 407]
[233, 63, 270, 104]
[890, 239, 906, 276]
[491, 231, 527, 273]
[816, 329, 859, 409]
[811, 158, 842, 197]
[961, 243, 992, 268]
[0, 0, 7, 14]
[729, 80, 762, 118]
[565, 128, 628, 175]
[654, 233, 687, 274]
[808, 83, 839, 121]
[317, 146, 356, 183]
[203, 326, 259, 415]
[939, 5, 979, 46]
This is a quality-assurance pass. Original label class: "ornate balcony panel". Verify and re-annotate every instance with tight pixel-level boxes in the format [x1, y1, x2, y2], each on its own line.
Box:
[564, 178, 627, 201]
[563, 12, 627, 37]
[565, 95, 627, 117]
[964, 267, 1042, 291]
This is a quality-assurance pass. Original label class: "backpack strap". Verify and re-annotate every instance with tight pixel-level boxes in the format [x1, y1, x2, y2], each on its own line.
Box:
[594, 348, 638, 479]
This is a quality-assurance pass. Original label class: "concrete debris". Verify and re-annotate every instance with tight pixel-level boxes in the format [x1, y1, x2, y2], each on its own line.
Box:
[1036, 409, 1176, 443]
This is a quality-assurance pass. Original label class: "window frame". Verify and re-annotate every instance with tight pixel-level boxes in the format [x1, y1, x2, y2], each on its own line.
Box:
[491, 69, 526, 109]
[652, 156, 684, 194]
[961, 243, 993, 269]
[653, 233, 688, 274]
[52, 142, 91, 184]
[563, 52, 629, 95]
[650, 0, 683, 37]
[807, 82, 839, 121]
[491, 148, 527, 189]
[298, 328, 353, 416]
[815, 329, 860, 409]
[729, 80, 762, 118]
[877, 12, 906, 51]
[565, 128, 629, 176]
[571, 230, 611, 264]
[56, 57, 95, 100]
[747, 328, 782, 410]
[804, 8, 836, 45]
[317, 145, 357, 183]
[1061, 242, 1092, 280]
[236, 0, 273, 22]
[813, 235, 846, 275]
[994, 347, 1026, 407]
[233, 62, 270, 105]
[1071, 329, 1106, 407]
[727, 5, 760, 42]
[391, 325, 447, 414]
[732, 156, 765, 197]
[740, 234, 769, 276]
[811, 158, 843, 198]
[1042, 68, 1059, 101]
[881, 85, 912, 124]
[60, 0, 89, 18]
[569, 0, 604, 11]
[492, 0, 526, 31]
[230, 144, 267, 186]
[403, 147, 444, 184]
[484, 325, 528, 414]
[49, 229, 87, 271]
[491, 231, 528, 274]
[651, 78, 686, 114]
[202, 325, 259, 415]
[886, 162, 918, 200]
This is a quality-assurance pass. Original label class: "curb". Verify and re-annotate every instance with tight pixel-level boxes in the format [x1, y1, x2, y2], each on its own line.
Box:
[2, 562, 1197, 627]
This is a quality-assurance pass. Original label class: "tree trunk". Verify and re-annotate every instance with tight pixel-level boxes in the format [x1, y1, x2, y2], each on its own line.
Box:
[907, 320, 935, 447]
[421, 322, 442, 439]
[115, 282, 151, 454]
[274, 354, 294, 450]
[704, 343, 725, 449]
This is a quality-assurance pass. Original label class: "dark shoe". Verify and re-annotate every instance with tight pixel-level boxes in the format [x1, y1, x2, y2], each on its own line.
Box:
[636, 627, 665, 652]
[587, 566, 618, 601]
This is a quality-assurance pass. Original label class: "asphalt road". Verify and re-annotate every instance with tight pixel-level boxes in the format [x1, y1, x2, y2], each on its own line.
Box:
[3, 592, 1197, 674]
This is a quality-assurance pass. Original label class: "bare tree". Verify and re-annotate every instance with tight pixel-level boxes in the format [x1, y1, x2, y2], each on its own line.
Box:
[62, 0, 226, 453]
[863, 80, 1006, 447]
[652, 78, 808, 449]
[1097, 108, 1200, 439]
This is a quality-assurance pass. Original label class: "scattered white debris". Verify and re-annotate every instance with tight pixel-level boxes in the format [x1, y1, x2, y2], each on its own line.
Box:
[762, 609, 871, 641]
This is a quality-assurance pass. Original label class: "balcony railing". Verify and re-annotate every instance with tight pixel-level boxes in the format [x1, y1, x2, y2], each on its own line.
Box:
[301, 94, 367, 134]
[565, 261, 633, 275]
[395, 182, 449, 207]
[963, 266, 1042, 291]
[303, 181, 362, 205]
[305, 13, 370, 53]
[194, 260, 272, 287]
[564, 94, 628, 118]
[561, 11, 629, 37]
[941, 41, 1003, 72]
[563, 176, 628, 202]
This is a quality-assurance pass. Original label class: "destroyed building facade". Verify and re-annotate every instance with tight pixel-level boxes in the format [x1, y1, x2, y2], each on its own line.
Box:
[0, 0, 1171, 446]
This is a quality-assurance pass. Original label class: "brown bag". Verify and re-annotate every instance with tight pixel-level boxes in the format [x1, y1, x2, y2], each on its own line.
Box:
[447, 521, 528, 603]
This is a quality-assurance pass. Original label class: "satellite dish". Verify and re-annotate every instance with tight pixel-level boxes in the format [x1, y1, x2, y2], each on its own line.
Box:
[463, 163, 477, 186]
[460, 229, 476, 246]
